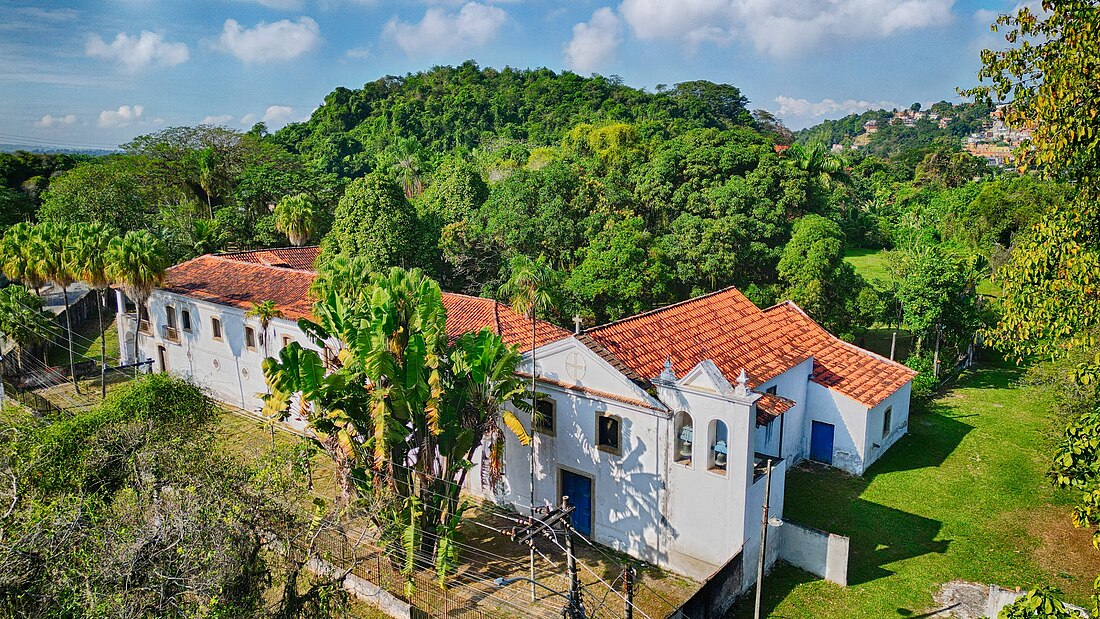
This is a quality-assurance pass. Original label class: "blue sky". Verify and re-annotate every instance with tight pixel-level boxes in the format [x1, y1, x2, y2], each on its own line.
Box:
[0, 0, 1014, 149]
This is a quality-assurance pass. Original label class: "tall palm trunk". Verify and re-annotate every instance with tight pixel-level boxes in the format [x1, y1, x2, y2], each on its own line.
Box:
[97, 289, 106, 398]
[62, 288, 80, 394]
[529, 311, 537, 602]
[132, 298, 143, 376]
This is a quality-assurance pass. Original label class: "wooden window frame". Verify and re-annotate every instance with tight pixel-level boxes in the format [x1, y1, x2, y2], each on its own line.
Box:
[595, 413, 622, 456]
[245, 326, 257, 351]
[534, 397, 556, 436]
[211, 317, 223, 342]
[882, 406, 893, 438]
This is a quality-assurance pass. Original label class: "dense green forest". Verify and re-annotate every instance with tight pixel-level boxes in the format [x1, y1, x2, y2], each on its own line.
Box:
[0, 63, 1060, 380]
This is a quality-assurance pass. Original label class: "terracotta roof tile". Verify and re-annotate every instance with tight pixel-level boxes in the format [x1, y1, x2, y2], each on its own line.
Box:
[762, 301, 916, 408]
[217, 246, 320, 271]
[755, 392, 795, 426]
[164, 255, 315, 320]
[586, 288, 915, 409]
[162, 249, 569, 351]
[586, 287, 808, 390]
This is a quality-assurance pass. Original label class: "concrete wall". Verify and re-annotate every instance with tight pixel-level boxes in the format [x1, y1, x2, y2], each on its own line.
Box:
[778, 521, 849, 586]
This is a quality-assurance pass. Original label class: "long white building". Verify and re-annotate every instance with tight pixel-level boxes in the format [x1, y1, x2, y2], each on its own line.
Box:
[117, 246, 915, 585]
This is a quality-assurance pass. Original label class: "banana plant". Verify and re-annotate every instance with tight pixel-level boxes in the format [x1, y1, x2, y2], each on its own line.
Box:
[262, 266, 532, 588]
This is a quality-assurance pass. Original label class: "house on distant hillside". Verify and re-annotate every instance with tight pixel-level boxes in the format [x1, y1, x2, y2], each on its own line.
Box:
[116, 246, 915, 586]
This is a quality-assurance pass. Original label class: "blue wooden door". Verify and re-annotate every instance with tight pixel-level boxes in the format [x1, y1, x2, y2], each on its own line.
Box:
[810, 421, 834, 464]
[560, 470, 593, 536]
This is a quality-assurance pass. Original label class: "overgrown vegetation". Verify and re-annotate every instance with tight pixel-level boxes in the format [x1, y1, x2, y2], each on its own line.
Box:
[0, 374, 352, 618]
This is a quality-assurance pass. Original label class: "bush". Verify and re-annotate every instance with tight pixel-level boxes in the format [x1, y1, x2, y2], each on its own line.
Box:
[905, 351, 938, 400]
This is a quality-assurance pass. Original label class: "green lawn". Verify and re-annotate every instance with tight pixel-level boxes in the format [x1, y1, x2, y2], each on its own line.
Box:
[844, 248, 896, 285]
[47, 313, 120, 366]
[731, 361, 1099, 618]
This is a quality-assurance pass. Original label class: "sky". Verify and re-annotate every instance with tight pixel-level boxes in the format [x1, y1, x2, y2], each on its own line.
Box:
[0, 0, 1016, 150]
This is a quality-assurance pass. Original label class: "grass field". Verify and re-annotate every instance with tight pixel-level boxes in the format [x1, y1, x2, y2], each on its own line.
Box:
[844, 247, 1002, 298]
[844, 248, 896, 285]
[46, 313, 120, 366]
[731, 361, 1098, 618]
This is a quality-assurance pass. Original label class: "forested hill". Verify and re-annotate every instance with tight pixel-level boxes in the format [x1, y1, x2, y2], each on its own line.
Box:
[795, 101, 992, 159]
[272, 61, 773, 176]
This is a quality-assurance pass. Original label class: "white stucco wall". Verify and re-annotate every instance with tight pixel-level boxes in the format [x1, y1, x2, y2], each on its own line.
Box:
[804, 382, 870, 474]
[861, 381, 913, 471]
[740, 457, 786, 591]
[753, 358, 814, 463]
[123, 289, 316, 433]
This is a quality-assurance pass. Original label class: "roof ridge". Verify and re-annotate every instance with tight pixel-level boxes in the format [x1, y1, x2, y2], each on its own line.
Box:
[588, 286, 750, 332]
[202, 253, 317, 276]
[771, 299, 915, 374]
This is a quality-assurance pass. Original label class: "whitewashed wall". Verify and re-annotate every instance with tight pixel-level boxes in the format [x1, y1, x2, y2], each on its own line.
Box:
[861, 381, 913, 471]
[804, 382, 870, 474]
[753, 358, 814, 463]
[126, 289, 315, 433]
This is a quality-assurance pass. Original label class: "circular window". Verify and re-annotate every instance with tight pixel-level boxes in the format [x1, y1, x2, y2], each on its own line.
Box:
[212, 358, 221, 370]
[241, 367, 249, 379]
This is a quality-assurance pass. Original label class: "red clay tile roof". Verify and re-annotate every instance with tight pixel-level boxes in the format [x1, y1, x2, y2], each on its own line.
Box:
[586, 287, 809, 392]
[762, 301, 916, 408]
[164, 255, 315, 320]
[585, 287, 914, 409]
[217, 246, 320, 271]
[163, 249, 569, 351]
[441, 293, 571, 351]
[755, 392, 795, 426]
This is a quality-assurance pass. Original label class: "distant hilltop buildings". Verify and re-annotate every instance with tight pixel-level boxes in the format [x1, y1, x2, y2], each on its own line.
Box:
[831, 103, 1030, 167]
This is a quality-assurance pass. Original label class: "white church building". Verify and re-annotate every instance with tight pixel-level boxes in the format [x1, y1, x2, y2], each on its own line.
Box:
[117, 246, 915, 584]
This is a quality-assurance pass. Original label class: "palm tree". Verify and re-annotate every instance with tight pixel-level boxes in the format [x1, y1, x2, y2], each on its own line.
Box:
[196, 147, 219, 219]
[0, 285, 58, 372]
[499, 253, 560, 601]
[0, 222, 46, 295]
[393, 138, 424, 198]
[784, 143, 848, 190]
[247, 300, 284, 357]
[105, 231, 170, 372]
[273, 194, 317, 247]
[70, 222, 118, 398]
[32, 222, 81, 392]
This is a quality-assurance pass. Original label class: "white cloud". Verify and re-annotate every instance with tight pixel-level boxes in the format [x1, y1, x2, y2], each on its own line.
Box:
[237, 0, 304, 9]
[384, 3, 507, 56]
[240, 113, 258, 126]
[201, 114, 235, 125]
[216, 17, 320, 62]
[618, 0, 955, 56]
[564, 7, 621, 74]
[34, 114, 77, 128]
[344, 45, 373, 59]
[772, 95, 898, 120]
[262, 105, 295, 126]
[98, 105, 144, 128]
[85, 31, 189, 71]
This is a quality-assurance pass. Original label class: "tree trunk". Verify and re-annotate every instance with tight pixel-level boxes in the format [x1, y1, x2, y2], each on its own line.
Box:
[61, 285, 80, 394]
[529, 311, 537, 603]
[98, 289, 107, 398]
[133, 298, 142, 377]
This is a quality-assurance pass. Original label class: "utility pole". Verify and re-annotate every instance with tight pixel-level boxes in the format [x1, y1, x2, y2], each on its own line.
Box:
[564, 504, 584, 619]
[754, 459, 773, 619]
[623, 565, 635, 619]
[503, 498, 586, 619]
